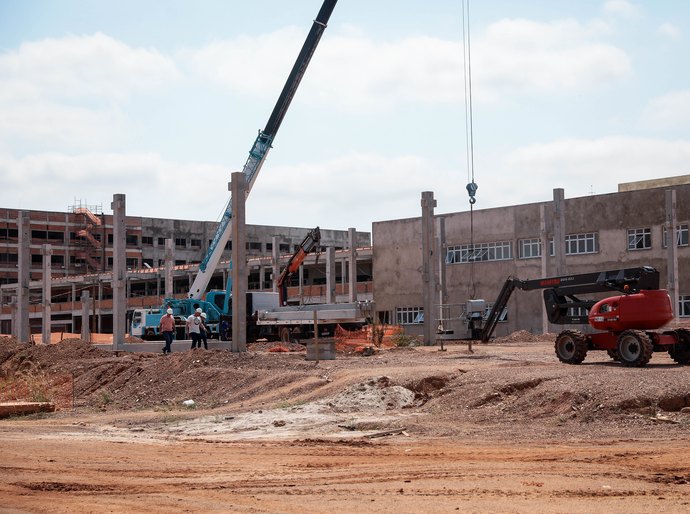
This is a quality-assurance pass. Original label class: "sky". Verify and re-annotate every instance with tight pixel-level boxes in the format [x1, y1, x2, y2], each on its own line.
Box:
[1, 0, 689, 234]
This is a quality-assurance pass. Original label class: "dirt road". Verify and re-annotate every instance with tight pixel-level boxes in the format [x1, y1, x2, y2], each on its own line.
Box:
[2, 334, 690, 512]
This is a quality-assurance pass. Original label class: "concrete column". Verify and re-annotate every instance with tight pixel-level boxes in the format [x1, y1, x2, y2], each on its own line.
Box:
[259, 265, 265, 291]
[298, 265, 304, 304]
[666, 190, 679, 318]
[271, 236, 279, 292]
[164, 238, 174, 297]
[97, 281, 103, 333]
[421, 191, 437, 346]
[10, 296, 17, 340]
[326, 247, 336, 304]
[16, 211, 30, 343]
[435, 216, 447, 334]
[71, 283, 76, 333]
[539, 205, 549, 335]
[553, 188, 566, 276]
[42, 244, 52, 345]
[111, 193, 127, 350]
[230, 172, 247, 352]
[348, 228, 357, 302]
[80, 290, 91, 342]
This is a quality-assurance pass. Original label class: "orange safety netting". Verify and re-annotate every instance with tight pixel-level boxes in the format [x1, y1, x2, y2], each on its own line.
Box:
[334, 324, 403, 353]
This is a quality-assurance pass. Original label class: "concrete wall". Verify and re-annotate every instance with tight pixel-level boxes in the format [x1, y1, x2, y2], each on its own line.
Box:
[373, 184, 690, 338]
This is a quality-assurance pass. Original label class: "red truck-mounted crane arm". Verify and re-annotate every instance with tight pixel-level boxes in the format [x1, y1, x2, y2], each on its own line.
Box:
[277, 227, 321, 306]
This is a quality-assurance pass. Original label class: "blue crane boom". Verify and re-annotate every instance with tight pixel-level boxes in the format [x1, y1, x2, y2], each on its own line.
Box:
[188, 0, 337, 299]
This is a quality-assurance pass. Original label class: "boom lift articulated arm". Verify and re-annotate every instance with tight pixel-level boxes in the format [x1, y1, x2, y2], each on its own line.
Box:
[480, 266, 660, 342]
[277, 227, 321, 306]
[187, 0, 338, 299]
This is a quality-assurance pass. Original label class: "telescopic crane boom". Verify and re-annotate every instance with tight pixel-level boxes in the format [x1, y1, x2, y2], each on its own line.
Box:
[277, 227, 321, 306]
[188, 0, 337, 299]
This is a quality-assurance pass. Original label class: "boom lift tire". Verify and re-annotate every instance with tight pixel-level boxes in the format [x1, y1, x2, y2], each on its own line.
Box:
[668, 329, 690, 364]
[280, 327, 292, 344]
[554, 330, 588, 364]
[617, 330, 653, 367]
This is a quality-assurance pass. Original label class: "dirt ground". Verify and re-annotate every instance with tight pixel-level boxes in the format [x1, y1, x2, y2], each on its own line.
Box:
[1, 332, 690, 513]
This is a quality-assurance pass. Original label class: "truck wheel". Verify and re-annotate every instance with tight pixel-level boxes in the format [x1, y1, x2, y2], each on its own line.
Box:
[606, 349, 620, 361]
[617, 330, 653, 367]
[554, 330, 588, 364]
[144, 328, 155, 341]
[668, 329, 690, 364]
[280, 327, 291, 344]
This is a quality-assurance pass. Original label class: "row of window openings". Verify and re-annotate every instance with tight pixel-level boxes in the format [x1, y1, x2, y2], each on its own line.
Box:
[398, 295, 690, 324]
[446, 225, 689, 264]
[142, 237, 307, 253]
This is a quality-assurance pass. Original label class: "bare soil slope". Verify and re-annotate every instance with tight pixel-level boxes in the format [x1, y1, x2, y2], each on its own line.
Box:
[1, 334, 690, 512]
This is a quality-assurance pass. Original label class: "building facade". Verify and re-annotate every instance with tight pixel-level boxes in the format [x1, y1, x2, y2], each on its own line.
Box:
[372, 179, 690, 339]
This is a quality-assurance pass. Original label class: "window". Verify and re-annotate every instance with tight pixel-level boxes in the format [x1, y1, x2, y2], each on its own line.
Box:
[126, 234, 138, 246]
[565, 233, 598, 255]
[158, 237, 166, 245]
[107, 257, 113, 266]
[247, 242, 262, 251]
[224, 241, 232, 250]
[142, 258, 154, 268]
[31, 254, 43, 264]
[142, 236, 153, 245]
[628, 228, 651, 250]
[175, 238, 187, 248]
[680, 296, 690, 317]
[0, 253, 18, 263]
[396, 306, 424, 324]
[51, 255, 64, 266]
[446, 241, 512, 264]
[107, 234, 113, 244]
[191, 239, 202, 248]
[279, 243, 290, 253]
[31, 230, 64, 242]
[266, 242, 273, 251]
[126, 258, 139, 268]
[663, 224, 689, 248]
[519, 238, 541, 259]
[175, 260, 186, 265]
[0, 228, 18, 240]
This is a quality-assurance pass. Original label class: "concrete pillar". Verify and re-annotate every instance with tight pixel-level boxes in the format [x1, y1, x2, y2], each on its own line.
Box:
[16, 211, 30, 343]
[271, 236, 279, 293]
[298, 265, 304, 304]
[326, 247, 336, 304]
[421, 191, 437, 346]
[553, 188, 566, 276]
[80, 290, 91, 342]
[259, 265, 265, 291]
[111, 193, 127, 350]
[97, 281, 103, 333]
[436, 216, 447, 332]
[539, 205, 549, 335]
[42, 244, 52, 345]
[666, 190, 679, 318]
[71, 283, 76, 333]
[348, 228, 357, 302]
[230, 172, 247, 352]
[10, 296, 17, 340]
[164, 238, 174, 297]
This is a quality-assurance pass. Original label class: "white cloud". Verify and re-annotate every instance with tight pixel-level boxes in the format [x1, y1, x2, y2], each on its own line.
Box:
[640, 90, 690, 131]
[0, 33, 180, 148]
[657, 23, 681, 41]
[502, 137, 690, 201]
[0, 152, 226, 220]
[602, 0, 640, 19]
[473, 18, 630, 100]
[186, 19, 631, 110]
[0, 33, 179, 102]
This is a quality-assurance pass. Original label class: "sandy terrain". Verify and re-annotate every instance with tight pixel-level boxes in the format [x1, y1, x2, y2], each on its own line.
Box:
[1, 333, 690, 513]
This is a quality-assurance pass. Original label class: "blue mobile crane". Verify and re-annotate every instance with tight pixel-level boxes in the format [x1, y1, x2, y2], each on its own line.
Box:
[130, 0, 338, 340]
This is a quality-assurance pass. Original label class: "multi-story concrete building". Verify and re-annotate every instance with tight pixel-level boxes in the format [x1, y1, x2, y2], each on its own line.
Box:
[0, 203, 372, 336]
[372, 177, 690, 339]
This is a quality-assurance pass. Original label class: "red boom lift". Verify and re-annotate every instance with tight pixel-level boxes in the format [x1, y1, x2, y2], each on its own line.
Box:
[277, 227, 321, 306]
[481, 266, 690, 367]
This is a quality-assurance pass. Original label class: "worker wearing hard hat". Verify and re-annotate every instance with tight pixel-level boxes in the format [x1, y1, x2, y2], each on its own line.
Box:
[159, 308, 175, 354]
[186, 308, 203, 350]
[199, 312, 210, 350]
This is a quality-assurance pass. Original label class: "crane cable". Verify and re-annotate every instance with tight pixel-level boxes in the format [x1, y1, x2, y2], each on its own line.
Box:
[462, 0, 477, 299]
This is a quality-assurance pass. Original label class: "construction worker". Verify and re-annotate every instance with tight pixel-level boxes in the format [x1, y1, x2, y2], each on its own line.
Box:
[186, 308, 203, 349]
[199, 312, 210, 350]
[159, 308, 176, 354]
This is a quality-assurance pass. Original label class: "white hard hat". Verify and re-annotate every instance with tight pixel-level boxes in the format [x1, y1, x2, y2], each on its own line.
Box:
[201, 312, 207, 319]
[167, 308, 173, 314]
[195, 308, 202, 313]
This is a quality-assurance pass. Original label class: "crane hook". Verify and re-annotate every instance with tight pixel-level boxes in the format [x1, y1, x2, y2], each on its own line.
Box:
[466, 181, 478, 205]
